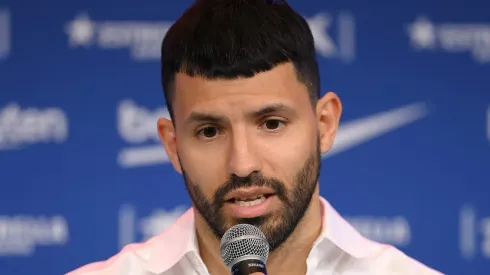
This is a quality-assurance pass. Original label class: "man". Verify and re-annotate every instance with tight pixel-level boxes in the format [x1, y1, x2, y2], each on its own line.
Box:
[67, 0, 444, 274]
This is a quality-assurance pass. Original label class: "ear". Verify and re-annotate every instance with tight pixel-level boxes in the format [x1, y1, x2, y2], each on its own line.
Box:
[316, 91, 342, 154]
[157, 117, 183, 174]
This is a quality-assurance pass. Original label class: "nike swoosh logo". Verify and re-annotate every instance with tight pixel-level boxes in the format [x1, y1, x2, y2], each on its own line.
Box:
[322, 101, 430, 159]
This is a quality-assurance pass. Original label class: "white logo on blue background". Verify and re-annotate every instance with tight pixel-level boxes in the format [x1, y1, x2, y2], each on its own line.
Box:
[345, 216, 411, 246]
[0, 103, 69, 150]
[65, 13, 95, 48]
[64, 13, 174, 61]
[487, 105, 490, 143]
[459, 204, 490, 260]
[117, 99, 170, 167]
[324, 102, 429, 159]
[0, 215, 69, 256]
[0, 8, 10, 60]
[306, 12, 356, 62]
[407, 16, 437, 50]
[407, 16, 490, 63]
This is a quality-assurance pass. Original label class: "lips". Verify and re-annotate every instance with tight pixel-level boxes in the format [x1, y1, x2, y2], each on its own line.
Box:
[224, 187, 276, 203]
[233, 195, 267, 206]
[223, 187, 277, 218]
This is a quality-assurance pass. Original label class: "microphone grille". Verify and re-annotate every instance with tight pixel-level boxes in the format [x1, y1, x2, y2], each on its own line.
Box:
[220, 224, 269, 267]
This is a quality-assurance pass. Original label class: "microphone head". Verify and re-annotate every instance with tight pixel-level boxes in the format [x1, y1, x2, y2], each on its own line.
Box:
[219, 224, 269, 268]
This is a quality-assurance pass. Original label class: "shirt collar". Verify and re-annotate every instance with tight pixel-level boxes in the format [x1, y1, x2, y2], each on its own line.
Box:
[146, 207, 198, 273]
[146, 196, 385, 274]
[317, 197, 385, 258]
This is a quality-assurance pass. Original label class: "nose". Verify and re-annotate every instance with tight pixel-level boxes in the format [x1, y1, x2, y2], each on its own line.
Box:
[227, 130, 262, 177]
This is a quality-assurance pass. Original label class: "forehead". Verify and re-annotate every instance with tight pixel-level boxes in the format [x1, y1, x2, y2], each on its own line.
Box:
[172, 63, 311, 120]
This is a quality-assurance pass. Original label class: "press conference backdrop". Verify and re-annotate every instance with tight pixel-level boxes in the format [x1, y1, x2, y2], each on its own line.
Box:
[0, 0, 489, 274]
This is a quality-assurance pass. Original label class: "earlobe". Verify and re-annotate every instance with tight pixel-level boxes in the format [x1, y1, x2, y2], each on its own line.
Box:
[157, 117, 183, 173]
[316, 91, 342, 153]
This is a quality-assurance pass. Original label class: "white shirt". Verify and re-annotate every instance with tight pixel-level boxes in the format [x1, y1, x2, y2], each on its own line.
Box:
[66, 197, 444, 275]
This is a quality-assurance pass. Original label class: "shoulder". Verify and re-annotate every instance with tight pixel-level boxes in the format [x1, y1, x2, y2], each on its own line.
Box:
[369, 244, 445, 275]
[65, 208, 195, 275]
[65, 237, 157, 275]
[319, 198, 444, 275]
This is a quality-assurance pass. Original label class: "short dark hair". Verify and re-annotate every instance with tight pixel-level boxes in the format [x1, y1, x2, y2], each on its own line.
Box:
[160, 0, 320, 121]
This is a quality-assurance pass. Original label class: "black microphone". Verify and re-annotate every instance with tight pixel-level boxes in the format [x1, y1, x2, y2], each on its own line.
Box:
[220, 224, 270, 275]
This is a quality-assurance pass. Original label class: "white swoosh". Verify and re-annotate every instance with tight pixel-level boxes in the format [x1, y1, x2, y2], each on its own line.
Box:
[322, 102, 430, 158]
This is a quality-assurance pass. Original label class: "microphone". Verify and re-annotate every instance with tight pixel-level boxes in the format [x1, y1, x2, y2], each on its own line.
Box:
[220, 224, 270, 275]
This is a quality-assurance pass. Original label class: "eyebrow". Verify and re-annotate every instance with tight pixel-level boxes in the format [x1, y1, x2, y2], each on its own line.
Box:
[185, 112, 230, 126]
[245, 103, 297, 119]
[184, 103, 297, 126]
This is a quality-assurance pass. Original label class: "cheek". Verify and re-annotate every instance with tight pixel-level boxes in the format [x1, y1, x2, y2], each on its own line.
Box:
[261, 126, 316, 180]
[177, 140, 229, 197]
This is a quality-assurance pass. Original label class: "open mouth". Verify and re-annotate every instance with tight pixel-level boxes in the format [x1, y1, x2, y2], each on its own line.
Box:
[227, 194, 275, 207]
[224, 188, 277, 218]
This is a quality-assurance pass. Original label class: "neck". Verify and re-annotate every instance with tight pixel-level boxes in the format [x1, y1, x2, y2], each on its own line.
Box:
[195, 187, 323, 275]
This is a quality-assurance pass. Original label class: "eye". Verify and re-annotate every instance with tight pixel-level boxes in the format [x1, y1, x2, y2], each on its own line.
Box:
[196, 126, 219, 139]
[261, 119, 286, 131]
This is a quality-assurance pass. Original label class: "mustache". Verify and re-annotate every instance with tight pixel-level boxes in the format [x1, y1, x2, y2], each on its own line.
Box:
[213, 172, 288, 208]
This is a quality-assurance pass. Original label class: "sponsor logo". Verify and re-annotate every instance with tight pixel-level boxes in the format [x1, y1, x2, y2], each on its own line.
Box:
[407, 16, 490, 63]
[487, 105, 490, 143]
[459, 204, 490, 259]
[0, 8, 10, 61]
[323, 101, 429, 159]
[345, 216, 411, 246]
[0, 103, 69, 150]
[0, 215, 69, 256]
[306, 12, 356, 62]
[118, 204, 187, 249]
[65, 13, 172, 61]
[65, 11, 355, 62]
[117, 99, 170, 167]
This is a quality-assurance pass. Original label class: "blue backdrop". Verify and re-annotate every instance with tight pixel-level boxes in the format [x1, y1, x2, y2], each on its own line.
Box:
[0, 0, 489, 274]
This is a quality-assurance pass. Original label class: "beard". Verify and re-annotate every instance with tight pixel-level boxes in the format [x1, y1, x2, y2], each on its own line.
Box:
[181, 142, 321, 252]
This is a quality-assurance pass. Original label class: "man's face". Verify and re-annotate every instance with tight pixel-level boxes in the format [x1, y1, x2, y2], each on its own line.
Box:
[164, 63, 323, 251]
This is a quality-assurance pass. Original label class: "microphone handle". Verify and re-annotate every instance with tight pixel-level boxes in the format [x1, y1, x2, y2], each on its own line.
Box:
[231, 258, 267, 275]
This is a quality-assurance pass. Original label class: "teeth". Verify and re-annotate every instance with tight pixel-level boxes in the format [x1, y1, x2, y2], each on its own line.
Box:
[235, 195, 266, 207]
